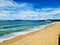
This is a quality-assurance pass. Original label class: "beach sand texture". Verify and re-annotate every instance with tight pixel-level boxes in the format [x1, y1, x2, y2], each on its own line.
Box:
[0, 22, 60, 45]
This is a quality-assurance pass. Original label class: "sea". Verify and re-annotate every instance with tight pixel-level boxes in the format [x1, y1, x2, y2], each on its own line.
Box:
[0, 20, 54, 42]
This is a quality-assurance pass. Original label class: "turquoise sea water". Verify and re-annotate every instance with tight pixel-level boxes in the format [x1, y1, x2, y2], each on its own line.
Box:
[0, 20, 54, 42]
[0, 20, 52, 36]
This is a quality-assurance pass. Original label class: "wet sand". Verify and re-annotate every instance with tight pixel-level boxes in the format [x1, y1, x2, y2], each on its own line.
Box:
[0, 22, 60, 45]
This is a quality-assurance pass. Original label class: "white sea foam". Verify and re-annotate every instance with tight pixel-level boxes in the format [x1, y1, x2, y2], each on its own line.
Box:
[0, 22, 55, 43]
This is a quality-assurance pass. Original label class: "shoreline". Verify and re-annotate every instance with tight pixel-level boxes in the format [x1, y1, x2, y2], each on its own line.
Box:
[0, 22, 55, 43]
[0, 22, 60, 45]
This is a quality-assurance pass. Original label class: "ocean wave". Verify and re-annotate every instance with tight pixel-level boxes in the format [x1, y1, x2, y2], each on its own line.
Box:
[0, 24, 29, 29]
[0, 22, 55, 43]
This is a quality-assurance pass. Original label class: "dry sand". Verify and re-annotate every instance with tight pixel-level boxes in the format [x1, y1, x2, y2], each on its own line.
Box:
[0, 22, 60, 45]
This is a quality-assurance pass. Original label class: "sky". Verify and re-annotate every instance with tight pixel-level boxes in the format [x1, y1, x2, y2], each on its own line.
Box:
[0, 0, 60, 20]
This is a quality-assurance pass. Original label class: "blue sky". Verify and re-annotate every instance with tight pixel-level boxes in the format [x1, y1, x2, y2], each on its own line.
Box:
[0, 0, 60, 20]
[13, 0, 60, 7]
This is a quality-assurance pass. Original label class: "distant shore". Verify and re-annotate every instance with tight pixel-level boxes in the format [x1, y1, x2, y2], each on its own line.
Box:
[0, 22, 60, 45]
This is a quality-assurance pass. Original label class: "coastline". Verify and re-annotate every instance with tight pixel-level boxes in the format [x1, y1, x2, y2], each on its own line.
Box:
[0, 22, 60, 45]
[0, 22, 55, 43]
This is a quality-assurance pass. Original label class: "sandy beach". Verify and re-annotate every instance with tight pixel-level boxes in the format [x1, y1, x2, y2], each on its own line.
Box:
[0, 22, 60, 45]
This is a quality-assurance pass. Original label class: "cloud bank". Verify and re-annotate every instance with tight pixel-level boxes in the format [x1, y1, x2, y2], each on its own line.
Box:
[0, 0, 60, 20]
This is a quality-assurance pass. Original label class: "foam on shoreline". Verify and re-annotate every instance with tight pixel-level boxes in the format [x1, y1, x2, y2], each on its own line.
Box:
[0, 22, 55, 43]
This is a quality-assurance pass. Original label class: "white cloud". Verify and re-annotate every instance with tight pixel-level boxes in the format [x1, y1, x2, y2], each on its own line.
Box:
[0, 0, 60, 20]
